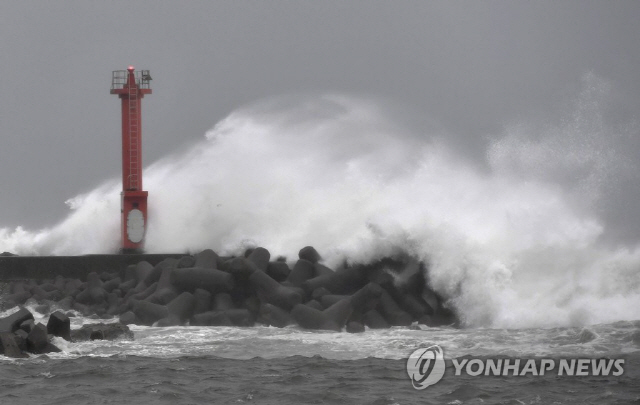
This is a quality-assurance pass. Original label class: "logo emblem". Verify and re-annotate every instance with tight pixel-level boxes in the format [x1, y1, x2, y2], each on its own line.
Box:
[407, 345, 445, 389]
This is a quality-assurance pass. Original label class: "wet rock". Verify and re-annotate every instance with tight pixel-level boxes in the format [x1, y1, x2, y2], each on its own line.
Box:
[266, 261, 290, 282]
[346, 321, 365, 333]
[102, 277, 122, 293]
[247, 247, 270, 272]
[47, 311, 71, 341]
[0, 332, 27, 358]
[305, 300, 324, 311]
[18, 319, 36, 333]
[26, 323, 50, 354]
[194, 249, 219, 269]
[170, 268, 234, 293]
[298, 246, 321, 263]
[377, 290, 413, 326]
[259, 303, 292, 328]
[14, 329, 28, 352]
[250, 269, 302, 310]
[134, 261, 154, 284]
[313, 263, 334, 277]
[191, 311, 232, 326]
[119, 311, 136, 325]
[213, 293, 235, 311]
[225, 309, 254, 327]
[287, 259, 316, 287]
[320, 294, 350, 309]
[193, 288, 212, 315]
[177, 255, 196, 269]
[144, 258, 178, 286]
[132, 300, 169, 325]
[0, 307, 34, 333]
[167, 292, 195, 322]
[70, 323, 133, 341]
[362, 309, 390, 329]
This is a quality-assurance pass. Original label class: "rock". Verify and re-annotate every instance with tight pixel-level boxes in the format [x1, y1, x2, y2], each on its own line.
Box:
[313, 263, 334, 277]
[119, 311, 136, 325]
[4, 290, 31, 307]
[225, 309, 254, 327]
[0, 307, 34, 333]
[102, 277, 122, 293]
[156, 315, 181, 327]
[194, 249, 219, 269]
[177, 255, 196, 268]
[213, 293, 235, 311]
[134, 261, 154, 284]
[20, 319, 35, 333]
[118, 279, 137, 294]
[323, 297, 353, 331]
[397, 294, 431, 319]
[13, 329, 28, 351]
[320, 294, 350, 309]
[90, 330, 104, 340]
[302, 266, 365, 295]
[298, 246, 321, 263]
[305, 300, 324, 311]
[350, 282, 383, 313]
[250, 269, 302, 310]
[266, 261, 291, 282]
[130, 281, 158, 301]
[193, 289, 212, 315]
[70, 323, 133, 341]
[259, 303, 292, 328]
[167, 292, 195, 322]
[247, 247, 270, 272]
[47, 311, 71, 341]
[170, 267, 234, 293]
[26, 323, 49, 354]
[56, 296, 74, 311]
[346, 321, 365, 333]
[191, 311, 232, 326]
[132, 300, 169, 325]
[226, 257, 260, 279]
[124, 264, 138, 282]
[0, 332, 27, 358]
[362, 309, 390, 329]
[287, 259, 316, 287]
[144, 258, 178, 286]
[290, 304, 327, 330]
[377, 290, 413, 326]
[148, 266, 178, 305]
[75, 272, 106, 305]
[311, 287, 331, 301]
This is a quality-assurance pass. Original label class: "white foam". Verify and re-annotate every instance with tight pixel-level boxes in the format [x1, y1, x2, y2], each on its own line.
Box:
[1, 85, 639, 329]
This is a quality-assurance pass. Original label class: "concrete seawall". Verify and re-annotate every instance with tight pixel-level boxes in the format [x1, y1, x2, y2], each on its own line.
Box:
[0, 255, 185, 281]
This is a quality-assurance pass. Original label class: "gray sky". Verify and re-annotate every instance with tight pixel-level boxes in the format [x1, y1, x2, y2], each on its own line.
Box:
[1, 1, 639, 237]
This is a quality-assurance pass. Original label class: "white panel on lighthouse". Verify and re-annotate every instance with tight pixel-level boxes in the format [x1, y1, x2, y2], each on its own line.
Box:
[127, 209, 145, 243]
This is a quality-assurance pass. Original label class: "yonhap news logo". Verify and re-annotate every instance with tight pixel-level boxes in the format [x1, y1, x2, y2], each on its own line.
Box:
[406, 345, 446, 389]
[407, 345, 625, 389]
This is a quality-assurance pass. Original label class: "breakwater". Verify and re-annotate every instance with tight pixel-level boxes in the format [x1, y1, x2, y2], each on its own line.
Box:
[0, 247, 457, 335]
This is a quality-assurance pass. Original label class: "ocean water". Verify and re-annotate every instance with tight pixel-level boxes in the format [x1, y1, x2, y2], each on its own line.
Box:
[1, 306, 639, 404]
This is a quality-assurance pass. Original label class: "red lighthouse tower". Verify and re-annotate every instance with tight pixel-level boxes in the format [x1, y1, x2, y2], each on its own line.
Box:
[110, 66, 152, 253]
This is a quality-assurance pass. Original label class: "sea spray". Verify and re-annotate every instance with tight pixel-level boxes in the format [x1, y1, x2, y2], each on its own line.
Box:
[1, 87, 639, 328]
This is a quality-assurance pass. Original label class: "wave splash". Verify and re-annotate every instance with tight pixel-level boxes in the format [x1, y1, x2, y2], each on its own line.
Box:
[2, 78, 639, 329]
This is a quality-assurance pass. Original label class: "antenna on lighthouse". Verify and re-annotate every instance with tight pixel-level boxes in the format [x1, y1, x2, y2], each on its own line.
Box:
[110, 66, 152, 253]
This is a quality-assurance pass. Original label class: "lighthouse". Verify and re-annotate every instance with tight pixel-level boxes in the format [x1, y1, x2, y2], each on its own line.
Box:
[110, 66, 152, 253]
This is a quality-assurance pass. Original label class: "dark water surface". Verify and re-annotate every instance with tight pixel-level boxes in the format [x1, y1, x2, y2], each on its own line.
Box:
[2, 354, 639, 405]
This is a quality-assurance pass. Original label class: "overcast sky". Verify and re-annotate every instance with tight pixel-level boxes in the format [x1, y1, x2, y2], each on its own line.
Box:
[1, 1, 639, 233]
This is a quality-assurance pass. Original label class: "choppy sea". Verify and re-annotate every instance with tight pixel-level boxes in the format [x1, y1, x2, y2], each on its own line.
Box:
[1, 307, 639, 405]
